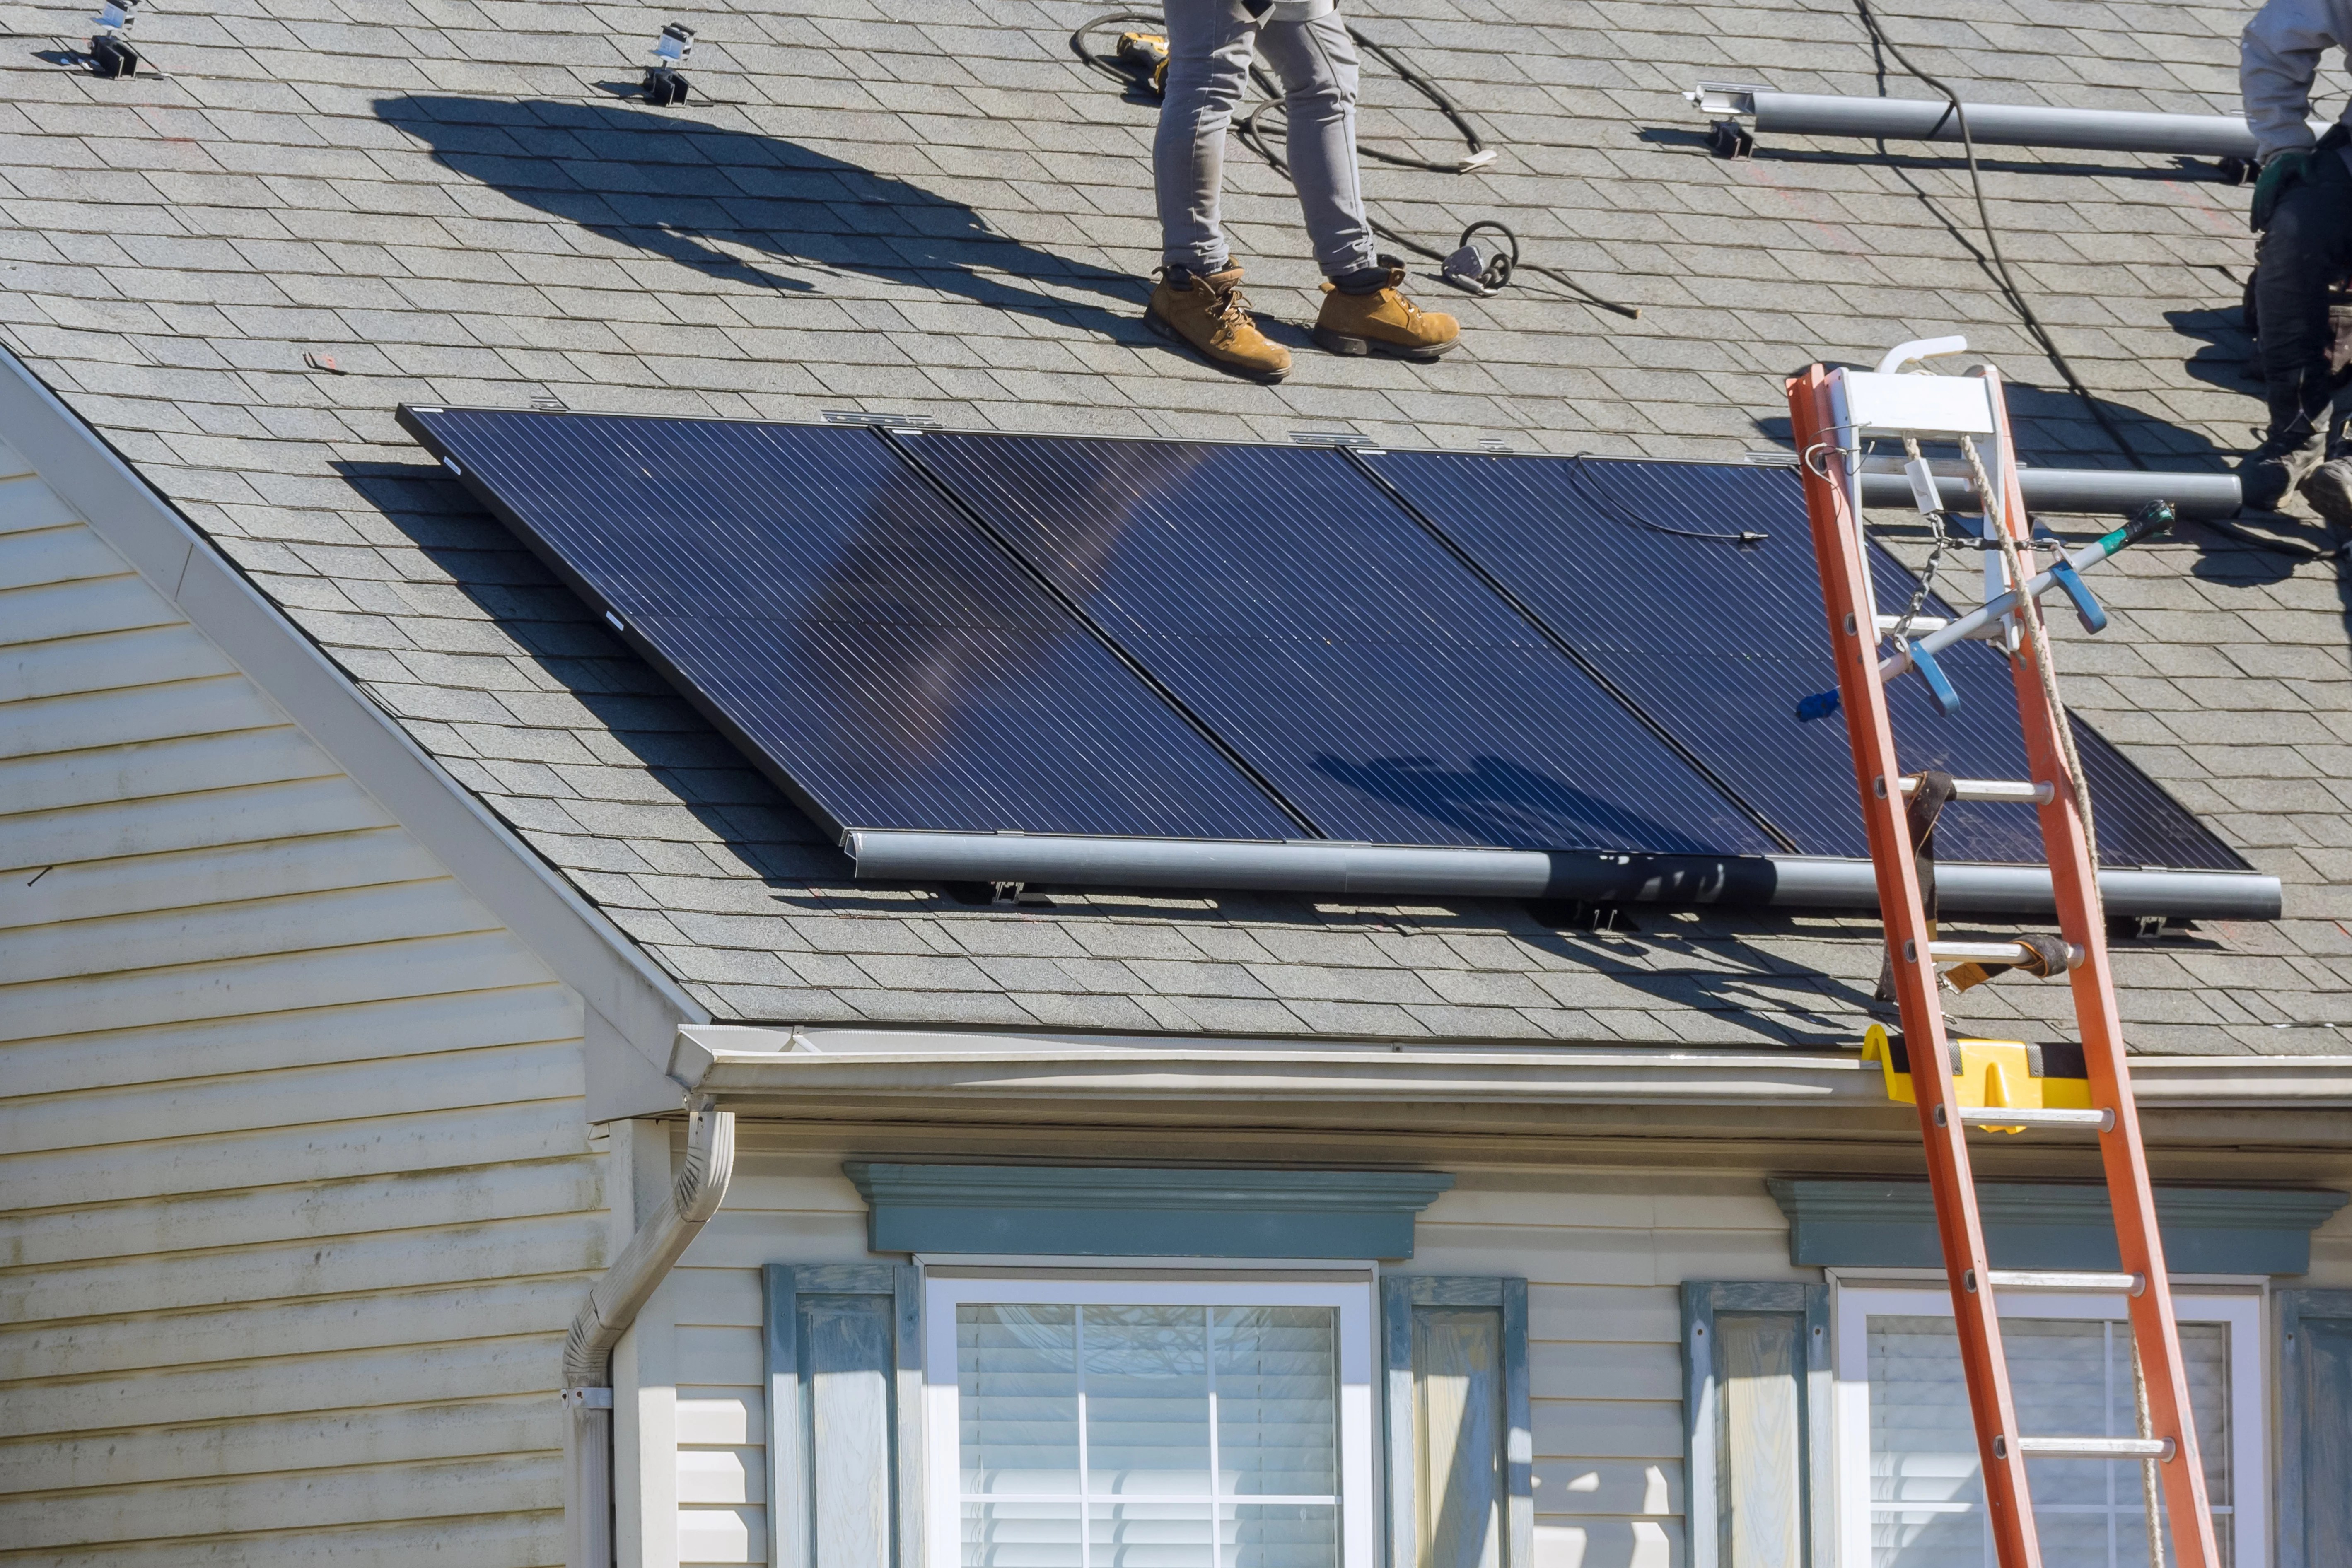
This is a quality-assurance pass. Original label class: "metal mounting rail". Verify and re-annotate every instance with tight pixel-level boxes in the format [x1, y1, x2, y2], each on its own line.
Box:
[1790, 354, 2223, 1568]
[1855, 458, 2242, 520]
[1688, 82, 2317, 160]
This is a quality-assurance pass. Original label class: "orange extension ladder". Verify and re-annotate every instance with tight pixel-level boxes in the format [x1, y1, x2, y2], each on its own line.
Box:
[1787, 348, 2219, 1568]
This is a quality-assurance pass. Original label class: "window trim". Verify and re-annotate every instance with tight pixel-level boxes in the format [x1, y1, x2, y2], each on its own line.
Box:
[921, 1272, 1380, 1568]
[1828, 1285, 2264, 1568]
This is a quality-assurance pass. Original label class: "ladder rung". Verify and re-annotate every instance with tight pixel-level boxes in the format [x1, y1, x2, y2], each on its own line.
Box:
[2004, 1435, 2174, 1462]
[1982, 1269, 2144, 1295]
[1955, 1105, 2115, 1130]
[1897, 776, 2053, 803]
[1928, 939, 2084, 967]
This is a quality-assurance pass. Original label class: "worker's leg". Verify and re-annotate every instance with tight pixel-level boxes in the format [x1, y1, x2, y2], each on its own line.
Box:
[1154, 0, 1259, 277]
[1257, 10, 1461, 359]
[1147, 0, 1292, 379]
[2245, 153, 2352, 510]
[1253, 13, 1376, 280]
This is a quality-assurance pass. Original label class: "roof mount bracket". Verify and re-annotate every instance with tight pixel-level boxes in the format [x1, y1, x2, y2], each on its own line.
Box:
[1707, 119, 1755, 159]
[823, 409, 938, 432]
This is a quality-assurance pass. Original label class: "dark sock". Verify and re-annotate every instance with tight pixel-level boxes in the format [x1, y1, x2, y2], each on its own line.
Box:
[1330, 263, 1391, 295]
[1165, 258, 1229, 287]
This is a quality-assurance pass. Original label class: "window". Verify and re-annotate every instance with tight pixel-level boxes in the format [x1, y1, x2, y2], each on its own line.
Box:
[924, 1275, 1377, 1568]
[1832, 1287, 2263, 1568]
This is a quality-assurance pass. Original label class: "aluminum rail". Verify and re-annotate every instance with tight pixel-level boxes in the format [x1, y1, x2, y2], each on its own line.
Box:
[1688, 83, 2322, 159]
[845, 831, 2280, 919]
[1856, 458, 2241, 519]
[563, 1102, 735, 1568]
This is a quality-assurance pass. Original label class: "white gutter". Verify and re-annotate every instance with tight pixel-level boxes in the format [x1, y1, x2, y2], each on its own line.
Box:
[562, 1102, 736, 1568]
[669, 1025, 2352, 1109]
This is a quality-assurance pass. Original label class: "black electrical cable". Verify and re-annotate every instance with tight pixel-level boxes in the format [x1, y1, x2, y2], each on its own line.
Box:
[1851, 0, 2142, 466]
[1563, 454, 1768, 544]
[1068, 8, 1641, 319]
[1342, 28, 1488, 171]
[1854, 0, 2339, 563]
[1235, 71, 1641, 318]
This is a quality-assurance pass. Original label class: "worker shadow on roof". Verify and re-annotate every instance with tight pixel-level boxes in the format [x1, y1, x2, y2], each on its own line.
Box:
[374, 94, 1146, 340]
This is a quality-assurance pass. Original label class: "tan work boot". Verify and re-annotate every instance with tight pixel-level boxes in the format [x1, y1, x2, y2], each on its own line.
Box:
[1313, 261, 1460, 361]
[1146, 265, 1291, 383]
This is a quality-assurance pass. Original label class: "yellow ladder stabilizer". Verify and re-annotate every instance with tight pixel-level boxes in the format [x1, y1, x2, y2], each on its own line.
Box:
[1862, 1023, 2094, 1130]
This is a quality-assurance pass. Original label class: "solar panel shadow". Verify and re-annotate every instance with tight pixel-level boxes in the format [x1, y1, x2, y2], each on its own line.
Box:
[398, 408, 1302, 842]
[1360, 450, 2245, 871]
[899, 431, 1778, 857]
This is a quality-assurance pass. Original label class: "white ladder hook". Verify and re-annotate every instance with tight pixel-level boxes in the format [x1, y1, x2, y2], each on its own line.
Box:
[1877, 335, 1971, 375]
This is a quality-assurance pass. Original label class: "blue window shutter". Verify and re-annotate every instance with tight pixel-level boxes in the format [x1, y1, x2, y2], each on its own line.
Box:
[1681, 1282, 1830, 1568]
[1383, 1276, 1532, 1568]
[765, 1264, 924, 1568]
[2280, 1289, 2352, 1568]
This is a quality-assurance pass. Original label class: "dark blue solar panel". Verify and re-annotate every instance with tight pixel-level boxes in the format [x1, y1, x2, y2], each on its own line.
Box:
[399, 409, 1301, 842]
[900, 432, 1777, 856]
[1362, 450, 2245, 871]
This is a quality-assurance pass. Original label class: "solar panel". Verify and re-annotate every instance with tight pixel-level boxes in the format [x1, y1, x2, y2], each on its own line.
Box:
[899, 431, 1778, 856]
[397, 409, 1302, 842]
[1360, 450, 2245, 871]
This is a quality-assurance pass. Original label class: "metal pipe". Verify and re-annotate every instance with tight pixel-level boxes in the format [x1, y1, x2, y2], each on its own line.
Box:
[563, 1102, 735, 1568]
[1857, 459, 2241, 519]
[1688, 84, 2314, 160]
[845, 831, 2281, 919]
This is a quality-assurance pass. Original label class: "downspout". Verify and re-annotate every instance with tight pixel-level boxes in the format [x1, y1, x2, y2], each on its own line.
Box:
[562, 1100, 737, 1568]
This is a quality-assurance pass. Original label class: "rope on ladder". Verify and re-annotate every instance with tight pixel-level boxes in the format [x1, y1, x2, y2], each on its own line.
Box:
[1957, 432, 2103, 883]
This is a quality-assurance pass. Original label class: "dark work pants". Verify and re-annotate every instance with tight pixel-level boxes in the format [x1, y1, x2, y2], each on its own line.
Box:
[2258, 150, 2352, 440]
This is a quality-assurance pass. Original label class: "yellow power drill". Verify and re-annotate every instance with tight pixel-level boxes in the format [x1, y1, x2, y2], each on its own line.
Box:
[1116, 30, 1170, 93]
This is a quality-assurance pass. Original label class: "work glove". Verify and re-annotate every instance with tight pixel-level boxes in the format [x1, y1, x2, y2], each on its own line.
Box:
[2253, 147, 2314, 232]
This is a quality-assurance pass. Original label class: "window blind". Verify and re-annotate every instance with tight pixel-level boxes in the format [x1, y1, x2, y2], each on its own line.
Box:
[957, 1303, 1340, 1568]
[1867, 1315, 2231, 1568]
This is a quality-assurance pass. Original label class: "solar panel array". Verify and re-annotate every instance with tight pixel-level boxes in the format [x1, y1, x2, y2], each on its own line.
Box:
[398, 407, 2246, 877]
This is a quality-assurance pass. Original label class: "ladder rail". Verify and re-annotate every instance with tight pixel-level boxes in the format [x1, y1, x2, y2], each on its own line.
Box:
[1788, 366, 2043, 1568]
[1980, 371, 2222, 1568]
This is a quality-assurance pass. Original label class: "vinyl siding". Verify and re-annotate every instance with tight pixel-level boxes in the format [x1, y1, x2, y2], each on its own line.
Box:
[664, 1145, 2352, 1568]
[0, 437, 601, 1567]
[658, 1136, 1803, 1568]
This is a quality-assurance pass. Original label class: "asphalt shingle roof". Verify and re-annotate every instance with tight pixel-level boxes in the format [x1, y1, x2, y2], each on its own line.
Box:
[4, 0, 2347, 1054]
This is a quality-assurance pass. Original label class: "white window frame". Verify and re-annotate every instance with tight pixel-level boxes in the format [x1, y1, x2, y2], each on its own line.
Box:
[1830, 1285, 2264, 1568]
[922, 1273, 1379, 1568]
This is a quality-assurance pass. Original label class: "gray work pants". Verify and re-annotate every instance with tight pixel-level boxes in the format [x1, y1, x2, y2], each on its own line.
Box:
[1154, 0, 1379, 279]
